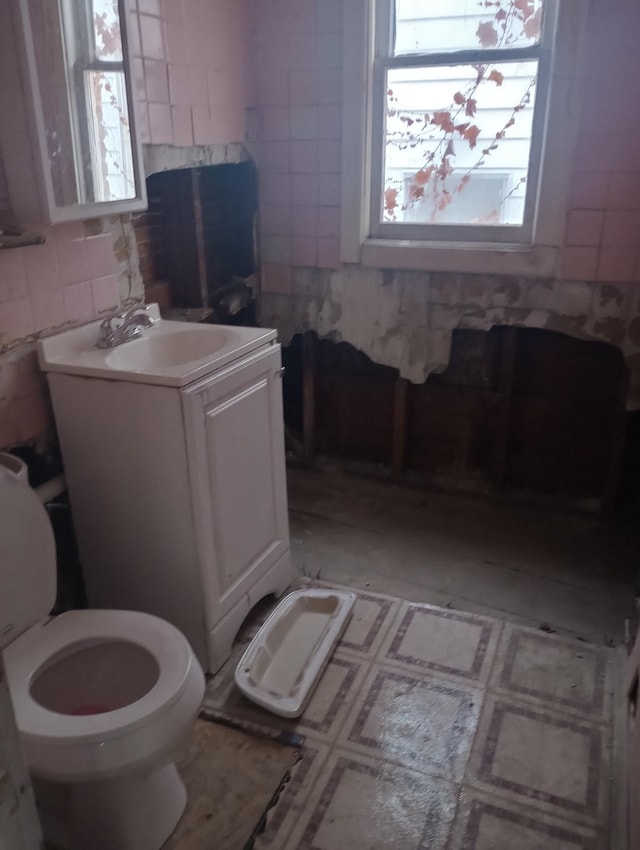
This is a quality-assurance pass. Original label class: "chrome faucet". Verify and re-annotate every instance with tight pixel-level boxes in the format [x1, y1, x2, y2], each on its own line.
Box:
[96, 306, 155, 349]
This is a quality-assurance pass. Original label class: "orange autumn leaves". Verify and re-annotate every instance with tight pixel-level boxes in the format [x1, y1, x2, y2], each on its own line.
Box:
[384, 67, 503, 216]
[384, 0, 541, 220]
[477, 0, 542, 48]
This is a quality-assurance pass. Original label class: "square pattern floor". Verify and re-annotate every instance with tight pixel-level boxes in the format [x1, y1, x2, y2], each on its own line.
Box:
[215, 585, 619, 850]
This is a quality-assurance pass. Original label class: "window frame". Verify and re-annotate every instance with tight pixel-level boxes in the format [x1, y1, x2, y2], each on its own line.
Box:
[341, 0, 590, 277]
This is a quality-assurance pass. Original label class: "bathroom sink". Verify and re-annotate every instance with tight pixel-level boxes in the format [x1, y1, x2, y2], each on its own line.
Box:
[38, 304, 277, 387]
[105, 327, 233, 371]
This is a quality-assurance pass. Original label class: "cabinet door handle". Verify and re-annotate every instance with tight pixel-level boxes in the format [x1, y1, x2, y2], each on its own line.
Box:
[277, 367, 286, 377]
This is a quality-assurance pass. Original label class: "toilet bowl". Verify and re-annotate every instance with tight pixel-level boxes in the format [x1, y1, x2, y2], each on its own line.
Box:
[0, 464, 205, 850]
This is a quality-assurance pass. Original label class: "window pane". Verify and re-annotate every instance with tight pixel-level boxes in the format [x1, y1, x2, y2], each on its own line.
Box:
[382, 62, 538, 226]
[394, 0, 544, 55]
[93, 0, 123, 61]
[85, 71, 135, 201]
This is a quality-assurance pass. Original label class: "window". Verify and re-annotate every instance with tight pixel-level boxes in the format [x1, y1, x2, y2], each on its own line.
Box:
[341, 0, 587, 274]
[373, 0, 551, 243]
[60, 0, 135, 203]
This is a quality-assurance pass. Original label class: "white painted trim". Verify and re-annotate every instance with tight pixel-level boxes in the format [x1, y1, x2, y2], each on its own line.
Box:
[340, 0, 372, 263]
[342, 0, 590, 275]
[361, 239, 558, 277]
[532, 0, 589, 247]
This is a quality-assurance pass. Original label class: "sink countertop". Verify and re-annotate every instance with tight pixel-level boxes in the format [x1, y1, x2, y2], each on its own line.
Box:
[38, 305, 278, 387]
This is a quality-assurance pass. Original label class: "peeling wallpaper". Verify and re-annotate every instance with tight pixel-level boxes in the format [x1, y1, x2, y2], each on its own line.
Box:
[261, 270, 640, 408]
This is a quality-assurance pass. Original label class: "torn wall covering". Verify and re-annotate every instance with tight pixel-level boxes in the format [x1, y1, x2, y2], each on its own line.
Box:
[260, 269, 640, 409]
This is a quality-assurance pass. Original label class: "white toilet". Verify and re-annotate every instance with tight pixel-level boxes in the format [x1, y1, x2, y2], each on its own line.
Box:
[0, 463, 205, 850]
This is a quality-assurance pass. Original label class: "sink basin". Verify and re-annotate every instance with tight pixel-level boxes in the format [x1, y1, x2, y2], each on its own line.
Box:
[106, 327, 233, 371]
[38, 304, 278, 387]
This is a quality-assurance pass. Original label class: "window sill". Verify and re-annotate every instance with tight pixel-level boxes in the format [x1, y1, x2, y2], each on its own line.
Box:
[360, 239, 558, 278]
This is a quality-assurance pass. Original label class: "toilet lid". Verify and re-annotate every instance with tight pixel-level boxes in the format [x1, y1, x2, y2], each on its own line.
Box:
[0, 466, 57, 650]
[3, 609, 194, 744]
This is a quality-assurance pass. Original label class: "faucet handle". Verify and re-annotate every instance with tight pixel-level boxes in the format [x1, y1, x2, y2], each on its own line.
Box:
[122, 305, 155, 327]
[96, 305, 154, 349]
[96, 315, 118, 348]
[122, 305, 149, 320]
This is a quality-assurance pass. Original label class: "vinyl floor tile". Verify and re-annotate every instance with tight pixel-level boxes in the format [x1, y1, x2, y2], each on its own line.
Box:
[339, 663, 483, 782]
[490, 624, 614, 723]
[378, 602, 502, 686]
[333, 587, 400, 659]
[204, 585, 618, 849]
[448, 787, 606, 850]
[280, 748, 459, 850]
[466, 695, 611, 827]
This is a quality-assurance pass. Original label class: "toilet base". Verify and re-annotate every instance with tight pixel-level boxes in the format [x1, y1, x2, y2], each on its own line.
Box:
[69, 763, 186, 850]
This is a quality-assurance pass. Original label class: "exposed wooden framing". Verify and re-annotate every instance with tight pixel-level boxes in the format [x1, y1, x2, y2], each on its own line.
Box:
[491, 326, 518, 490]
[603, 367, 630, 516]
[290, 328, 628, 513]
[391, 377, 409, 478]
[302, 332, 317, 465]
[191, 168, 208, 310]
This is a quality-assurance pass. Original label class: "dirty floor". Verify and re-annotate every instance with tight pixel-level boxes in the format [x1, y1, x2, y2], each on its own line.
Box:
[165, 719, 295, 850]
[206, 465, 636, 849]
[287, 464, 638, 645]
[39, 718, 295, 850]
[205, 584, 620, 850]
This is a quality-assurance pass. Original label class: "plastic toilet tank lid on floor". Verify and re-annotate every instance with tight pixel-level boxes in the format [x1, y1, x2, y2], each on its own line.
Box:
[0, 466, 57, 651]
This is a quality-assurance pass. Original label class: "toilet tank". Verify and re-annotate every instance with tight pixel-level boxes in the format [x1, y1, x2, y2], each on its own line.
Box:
[0, 467, 57, 650]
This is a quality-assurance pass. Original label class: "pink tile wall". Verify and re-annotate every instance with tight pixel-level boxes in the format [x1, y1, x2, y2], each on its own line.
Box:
[249, 0, 343, 287]
[131, 0, 250, 148]
[545, 0, 640, 282]
[0, 225, 120, 446]
[1, 0, 252, 447]
[0, 350, 52, 448]
[0, 226, 120, 348]
[251, 0, 640, 288]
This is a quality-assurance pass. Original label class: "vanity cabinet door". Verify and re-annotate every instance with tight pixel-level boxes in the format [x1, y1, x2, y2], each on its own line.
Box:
[182, 344, 289, 626]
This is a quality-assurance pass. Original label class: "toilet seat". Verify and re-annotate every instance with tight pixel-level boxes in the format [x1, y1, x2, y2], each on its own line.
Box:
[4, 608, 193, 745]
[3, 607, 204, 781]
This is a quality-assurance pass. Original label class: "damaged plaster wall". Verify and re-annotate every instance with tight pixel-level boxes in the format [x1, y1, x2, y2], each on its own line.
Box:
[251, 0, 640, 410]
[142, 143, 251, 176]
[90, 216, 145, 309]
[261, 269, 640, 408]
[262, 267, 436, 384]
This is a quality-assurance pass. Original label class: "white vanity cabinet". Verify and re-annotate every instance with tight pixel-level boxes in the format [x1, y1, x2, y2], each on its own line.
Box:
[182, 344, 291, 666]
[46, 334, 291, 673]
